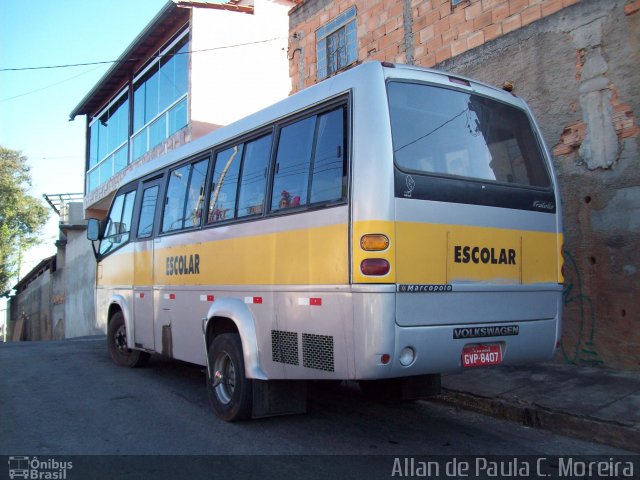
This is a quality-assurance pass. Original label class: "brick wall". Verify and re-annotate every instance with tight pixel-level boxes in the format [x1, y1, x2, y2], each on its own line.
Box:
[289, 0, 581, 94]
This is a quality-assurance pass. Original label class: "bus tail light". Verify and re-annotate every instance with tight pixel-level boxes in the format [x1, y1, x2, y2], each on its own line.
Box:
[360, 234, 389, 251]
[360, 258, 390, 276]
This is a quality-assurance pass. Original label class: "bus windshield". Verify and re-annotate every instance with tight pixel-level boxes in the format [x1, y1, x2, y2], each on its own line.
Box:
[388, 81, 550, 188]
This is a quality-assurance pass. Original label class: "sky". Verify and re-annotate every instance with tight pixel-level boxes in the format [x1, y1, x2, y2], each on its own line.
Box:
[0, 0, 169, 276]
[0, 0, 169, 326]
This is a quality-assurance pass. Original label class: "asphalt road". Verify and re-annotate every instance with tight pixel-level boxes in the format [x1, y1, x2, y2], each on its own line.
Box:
[0, 337, 634, 479]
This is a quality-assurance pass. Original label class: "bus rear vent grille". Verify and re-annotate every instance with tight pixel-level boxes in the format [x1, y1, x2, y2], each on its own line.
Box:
[302, 333, 334, 372]
[271, 330, 298, 365]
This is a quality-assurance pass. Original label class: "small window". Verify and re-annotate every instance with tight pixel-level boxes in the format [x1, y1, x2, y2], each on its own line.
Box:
[100, 190, 136, 256]
[316, 7, 357, 80]
[270, 106, 347, 212]
[137, 185, 159, 238]
[237, 134, 272, 218]
[208, 145, 243, 223]
[271, 117, 315, 211]
[310, 107, 346, 204]
[184, 160, 208, 228]
[162, 159, 208, 233]
[162, 164, 190, 232]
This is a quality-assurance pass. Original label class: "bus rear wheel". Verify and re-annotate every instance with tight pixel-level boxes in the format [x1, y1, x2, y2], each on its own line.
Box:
[207, 333, 252, 421]
[107, 311, 150, 368]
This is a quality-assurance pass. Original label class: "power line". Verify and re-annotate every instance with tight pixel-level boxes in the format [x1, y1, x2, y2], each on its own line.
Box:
[0, 65, 106, 103]
[0, 37, 285, 72]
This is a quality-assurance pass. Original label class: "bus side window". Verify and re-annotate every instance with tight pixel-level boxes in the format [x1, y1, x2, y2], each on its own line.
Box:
[162, 164, 190, 232]
[271, 116, 315, 211]
[208, 145, 243, 223]
[162, 160, 209, 232]
[310, 107, 346, 204]
[100, 190, 136, 256]
[137, 185, 159, 238]
[184, 159, 208, 227]
[237, 134, 272, 218]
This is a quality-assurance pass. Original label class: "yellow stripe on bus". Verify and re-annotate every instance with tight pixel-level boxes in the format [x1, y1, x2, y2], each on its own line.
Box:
[97, 221, 560, 287]
[99, 223, 349, 287]
[394, 222, 561, 285]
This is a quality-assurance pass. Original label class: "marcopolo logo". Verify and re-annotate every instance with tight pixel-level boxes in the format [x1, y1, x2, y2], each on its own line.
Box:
[8, 456, 72, 479]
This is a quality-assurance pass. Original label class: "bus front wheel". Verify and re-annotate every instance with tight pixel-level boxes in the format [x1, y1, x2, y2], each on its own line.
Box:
[107, 311, 150, 368]
[207, 333, 252, 421]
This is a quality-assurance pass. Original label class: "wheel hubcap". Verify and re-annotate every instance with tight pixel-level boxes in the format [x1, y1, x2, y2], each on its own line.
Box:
[212, 351, 236, 405]
[115, 325, 128, 353]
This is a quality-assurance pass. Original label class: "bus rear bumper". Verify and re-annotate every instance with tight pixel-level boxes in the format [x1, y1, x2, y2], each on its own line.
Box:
[354, 317, 559, 380]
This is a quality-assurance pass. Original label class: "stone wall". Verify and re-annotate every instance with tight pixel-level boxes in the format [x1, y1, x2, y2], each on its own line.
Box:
[437, 0, 639, 370]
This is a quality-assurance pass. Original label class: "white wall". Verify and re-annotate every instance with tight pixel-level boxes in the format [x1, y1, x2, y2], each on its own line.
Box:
[190, 0, 294, 128]
[63, 231, 98, 337]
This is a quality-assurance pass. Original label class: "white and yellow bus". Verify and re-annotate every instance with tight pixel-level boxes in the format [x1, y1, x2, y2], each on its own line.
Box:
[88, 62, 563, 421]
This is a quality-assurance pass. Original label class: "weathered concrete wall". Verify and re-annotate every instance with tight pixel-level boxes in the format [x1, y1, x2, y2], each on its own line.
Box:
[8, 267, 53, 341]
[435, 0, 639, 370]
[64, 231, 99, 337]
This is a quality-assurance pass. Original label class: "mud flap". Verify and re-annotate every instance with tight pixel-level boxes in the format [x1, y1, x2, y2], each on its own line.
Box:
[162, 324, 173, 358]
[252, 380, 307, 418]
[401, 373, 441, 400]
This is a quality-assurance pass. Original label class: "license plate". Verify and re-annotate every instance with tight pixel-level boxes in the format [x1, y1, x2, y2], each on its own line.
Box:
[461, 344, 502, 368]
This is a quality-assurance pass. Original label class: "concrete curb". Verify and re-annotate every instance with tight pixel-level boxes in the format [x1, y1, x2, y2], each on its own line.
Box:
[430, 389, 640, 453]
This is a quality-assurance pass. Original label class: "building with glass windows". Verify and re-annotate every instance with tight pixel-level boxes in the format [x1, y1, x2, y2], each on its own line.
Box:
[70, 0, 294, 218]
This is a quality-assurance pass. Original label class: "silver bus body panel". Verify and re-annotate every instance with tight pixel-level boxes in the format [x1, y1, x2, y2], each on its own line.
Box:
[95, 62, 562, 384]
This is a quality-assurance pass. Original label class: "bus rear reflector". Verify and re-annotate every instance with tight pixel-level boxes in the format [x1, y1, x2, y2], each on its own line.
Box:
[360, 258, 390, 276]
[360, 234, 389, 251]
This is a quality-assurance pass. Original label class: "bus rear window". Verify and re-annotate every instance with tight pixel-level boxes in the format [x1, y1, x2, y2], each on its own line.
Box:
[388, 82, 550, 188]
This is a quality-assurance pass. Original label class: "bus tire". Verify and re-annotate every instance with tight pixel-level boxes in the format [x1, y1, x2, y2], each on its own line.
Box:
[207, 333, 252, 422]
[107, 311, 150, 368]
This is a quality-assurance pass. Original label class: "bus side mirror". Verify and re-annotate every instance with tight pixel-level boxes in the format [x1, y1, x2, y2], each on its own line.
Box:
[87, 218, 101, 241]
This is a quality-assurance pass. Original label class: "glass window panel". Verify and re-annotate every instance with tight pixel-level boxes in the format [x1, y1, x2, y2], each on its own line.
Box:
[98, 116, 109, 160]
[137, 185, 159, 238]
[88, 168, 99, 192]
[271, 116, 315, 211]
[237, 134, 272, 218]
[159, 54, 175, 113]
[208, 145, 243, 223]
[184, 159, 208, 228]
[117, 98, 129, 146]
[107, 107, 118, 155]
[168, 97, 188, 136]
[121, 190, 136, 234]
[98, 156, 113, 185]
[162, 164, 190, 232]
[311, 108, 346, 204]
[327, 27, 348, 75]
[113, 145, 128, 174]
[145, 68, 159, 124]
[388, 82, 550, 188]
[174, 41, 189, 98]
[149, 115, 166, 149]
[100, 193, 124, 255]
[346, 21, 357, 63]
[133, 83, 145, 131]
[132, 130, 148, 161]
[99, 190, 135, 256]
[89, 122, 99, 168]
